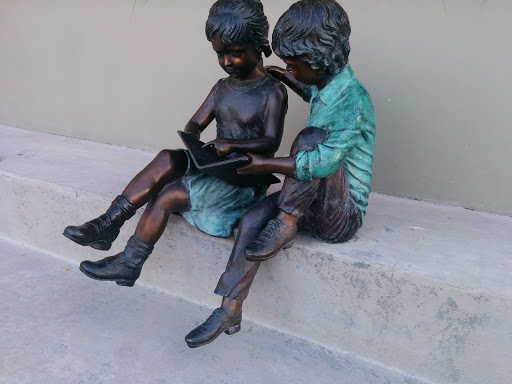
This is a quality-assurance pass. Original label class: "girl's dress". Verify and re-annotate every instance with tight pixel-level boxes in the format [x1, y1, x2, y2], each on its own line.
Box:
[179, 73, 286, 237]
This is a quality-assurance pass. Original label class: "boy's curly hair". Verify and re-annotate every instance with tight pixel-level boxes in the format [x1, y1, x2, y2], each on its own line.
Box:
[206, 0, 272, 58]
[272, 0, 351, 74]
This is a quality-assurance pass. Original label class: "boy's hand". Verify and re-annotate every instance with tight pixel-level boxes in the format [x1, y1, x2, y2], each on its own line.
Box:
[237, 153, 270, 175]
[265, 65, 306, 98]
[202, 139, 233, 157]
[265, 66, 286, 81]
[239, 154, 296, 177]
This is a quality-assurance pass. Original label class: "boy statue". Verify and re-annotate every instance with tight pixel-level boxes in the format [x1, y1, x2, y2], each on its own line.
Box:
[185, 0, 376, 348]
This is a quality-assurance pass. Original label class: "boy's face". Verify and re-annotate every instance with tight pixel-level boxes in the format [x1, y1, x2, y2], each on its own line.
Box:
[212, 35, 260, 80]
[282, 57, 324, 86]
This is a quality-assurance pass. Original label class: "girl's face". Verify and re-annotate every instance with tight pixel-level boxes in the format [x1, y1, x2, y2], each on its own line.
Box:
[212, 35, 260, 80]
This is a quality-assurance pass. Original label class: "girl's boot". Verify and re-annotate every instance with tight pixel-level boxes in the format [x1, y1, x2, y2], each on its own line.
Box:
[79, 236, 153, 287]
[63, 195, 136, 250]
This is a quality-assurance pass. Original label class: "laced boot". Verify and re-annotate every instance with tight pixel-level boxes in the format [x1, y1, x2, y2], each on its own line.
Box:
[63, 195, 136, 250]
[245, 218, 297, 262]
[79, 236, 153, 287]
[185, 308, 242, 348]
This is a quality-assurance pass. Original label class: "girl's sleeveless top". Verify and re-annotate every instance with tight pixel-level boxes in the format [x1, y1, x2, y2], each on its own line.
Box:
[214, 74, 280, 156]
[180, 74, 285, 238]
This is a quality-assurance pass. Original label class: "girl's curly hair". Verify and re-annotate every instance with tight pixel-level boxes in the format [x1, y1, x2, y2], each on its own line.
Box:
[206, 0, 272, 58]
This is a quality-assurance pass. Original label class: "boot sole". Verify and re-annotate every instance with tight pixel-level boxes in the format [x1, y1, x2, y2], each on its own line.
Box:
[78, 265, 135, 287]
[185, 323, 241, 348]
[245, 240, 295, 262]
[62, 232, 112, 251]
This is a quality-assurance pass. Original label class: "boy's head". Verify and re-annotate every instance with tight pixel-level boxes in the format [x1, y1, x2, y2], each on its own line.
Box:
[272, 0, 351, 76]
[206, 0, 272, 58]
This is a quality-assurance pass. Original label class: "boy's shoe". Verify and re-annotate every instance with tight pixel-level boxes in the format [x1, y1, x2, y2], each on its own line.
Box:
[185, 308, 242, 348]
[245, 218, 297, 262]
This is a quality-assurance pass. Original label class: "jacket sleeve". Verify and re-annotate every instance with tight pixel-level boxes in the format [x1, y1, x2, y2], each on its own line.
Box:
[294, 97, 363, 181]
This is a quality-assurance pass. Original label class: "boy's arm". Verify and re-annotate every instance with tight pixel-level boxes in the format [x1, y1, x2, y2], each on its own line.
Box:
[265, 66, 307, 98]
[183, 84, 217, 139]
[237, 127, 360, 180]
[295, 127, 361, 180]
[237, 153, 295, 177]
[294, 94, 370, 180]
[202, 84, 288, 156]
[239, 97, 368, 180]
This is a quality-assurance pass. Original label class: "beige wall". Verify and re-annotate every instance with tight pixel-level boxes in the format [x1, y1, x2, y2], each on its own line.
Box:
[1, 1, 511, 216]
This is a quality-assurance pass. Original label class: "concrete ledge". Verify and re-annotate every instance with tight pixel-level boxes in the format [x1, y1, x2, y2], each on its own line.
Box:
[1, 237, 432, 384]
[1, 125, 511, 384]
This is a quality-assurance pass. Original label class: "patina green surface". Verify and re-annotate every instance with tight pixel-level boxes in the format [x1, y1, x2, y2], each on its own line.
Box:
[295, 65, 376, 217]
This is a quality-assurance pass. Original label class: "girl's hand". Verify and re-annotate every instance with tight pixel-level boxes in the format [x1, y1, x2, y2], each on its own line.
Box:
[202, 139, 233, 157]
[183, 123, 202, 140]
[265, 66, 286, 81]
[237, 153, 270, 175]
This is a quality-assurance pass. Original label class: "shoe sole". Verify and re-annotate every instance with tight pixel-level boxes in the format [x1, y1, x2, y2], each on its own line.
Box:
[78, 265, 135, 287]
[185, 323, 241, 348]
[245, 240, 295, 262]
[62, 231, 112, 251]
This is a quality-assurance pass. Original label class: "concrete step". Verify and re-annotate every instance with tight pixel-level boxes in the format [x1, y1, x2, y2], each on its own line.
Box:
[1, 124, 511, 384]
[0, 238, 430, 384]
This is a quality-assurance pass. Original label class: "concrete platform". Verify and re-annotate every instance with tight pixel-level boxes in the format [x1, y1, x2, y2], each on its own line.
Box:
[1, 125, 511, 384]
[0, 238, 430, 384]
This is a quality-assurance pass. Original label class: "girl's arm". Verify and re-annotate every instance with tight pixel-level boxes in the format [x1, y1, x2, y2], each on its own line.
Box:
[183, 84, 217, 139]
[203, 84, 288, 157]
[265, 66, 307, 98]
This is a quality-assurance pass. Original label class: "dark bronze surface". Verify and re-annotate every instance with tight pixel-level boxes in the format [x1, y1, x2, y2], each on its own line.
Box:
[79, 236, 153, 287]
[65, 0, 288, 291]
[191, 0, 375, 348]
[185, 308, 242, 348]
[179, 130, 280, 187]
[63, 195, 135, 250]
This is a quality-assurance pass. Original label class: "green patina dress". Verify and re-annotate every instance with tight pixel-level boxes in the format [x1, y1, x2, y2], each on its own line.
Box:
[180, 74, 286, 237]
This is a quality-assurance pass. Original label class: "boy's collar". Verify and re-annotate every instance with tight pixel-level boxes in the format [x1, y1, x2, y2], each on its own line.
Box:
[310, 64, 354, 104]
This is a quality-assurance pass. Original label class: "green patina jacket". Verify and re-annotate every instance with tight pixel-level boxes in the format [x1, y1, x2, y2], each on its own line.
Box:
[296, 64, 376, 217]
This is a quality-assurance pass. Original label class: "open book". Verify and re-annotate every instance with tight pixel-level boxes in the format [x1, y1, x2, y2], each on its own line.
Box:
[178, 131, 280, 187]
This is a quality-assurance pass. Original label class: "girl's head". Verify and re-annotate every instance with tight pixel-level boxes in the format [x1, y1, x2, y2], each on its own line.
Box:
[206, 0, 272, 59]
[272, 0, 351, 76]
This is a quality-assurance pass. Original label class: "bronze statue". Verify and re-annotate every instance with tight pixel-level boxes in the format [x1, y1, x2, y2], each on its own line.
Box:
[185, 0, 376, 348]
[63, 0, 287, 287]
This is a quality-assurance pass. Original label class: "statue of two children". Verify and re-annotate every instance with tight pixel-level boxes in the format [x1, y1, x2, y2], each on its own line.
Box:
[63, 0, 376, 348]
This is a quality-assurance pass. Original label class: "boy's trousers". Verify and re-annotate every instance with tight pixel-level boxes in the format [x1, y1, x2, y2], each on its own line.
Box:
[215, 127, 362, 300]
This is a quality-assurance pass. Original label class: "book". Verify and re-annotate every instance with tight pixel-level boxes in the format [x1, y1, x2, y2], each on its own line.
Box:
[178, 131, 280, 187]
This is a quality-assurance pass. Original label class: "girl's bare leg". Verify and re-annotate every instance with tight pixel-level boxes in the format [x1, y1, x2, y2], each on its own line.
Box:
[122, 149, 188, 207]
[63, 150, 188, 250]
[78, 181, 190, 286]
[134, 181, 190, 244]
